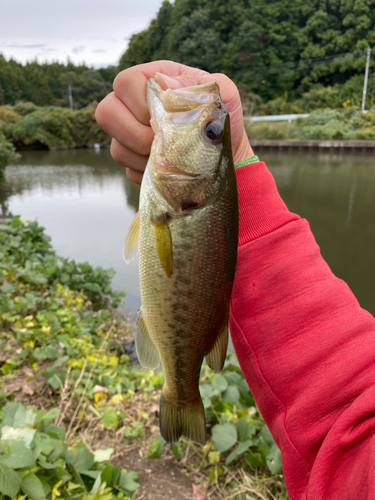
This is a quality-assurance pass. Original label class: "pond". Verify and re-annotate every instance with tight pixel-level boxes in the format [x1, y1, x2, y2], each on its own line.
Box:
[1, 148, 374, 318]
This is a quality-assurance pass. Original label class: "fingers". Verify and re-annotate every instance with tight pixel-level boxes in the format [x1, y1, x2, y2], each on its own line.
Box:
[125, 168, 143, 186]
[110, 138, 149, 172]
[96, 93, 154, 156]
[113, 61, 209, 126]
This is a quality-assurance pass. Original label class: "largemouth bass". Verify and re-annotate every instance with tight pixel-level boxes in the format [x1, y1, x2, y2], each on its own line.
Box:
[124, 78, 238, 444]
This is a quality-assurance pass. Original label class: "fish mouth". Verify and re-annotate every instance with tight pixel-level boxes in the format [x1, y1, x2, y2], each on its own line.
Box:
[155, 156, 200, 179]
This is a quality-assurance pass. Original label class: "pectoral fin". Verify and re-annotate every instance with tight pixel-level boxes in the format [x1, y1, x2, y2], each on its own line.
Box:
[152, 214, 173, 278]
[123, 212, 140, 263]
[136, 308, 160, 369]
[205, 317, 228, 371]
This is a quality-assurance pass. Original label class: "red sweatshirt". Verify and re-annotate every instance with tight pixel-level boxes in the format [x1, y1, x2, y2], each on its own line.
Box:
[229, 161, 375, 500]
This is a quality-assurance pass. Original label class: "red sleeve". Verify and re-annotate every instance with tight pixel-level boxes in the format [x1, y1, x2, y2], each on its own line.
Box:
[229, 162, 375, 499]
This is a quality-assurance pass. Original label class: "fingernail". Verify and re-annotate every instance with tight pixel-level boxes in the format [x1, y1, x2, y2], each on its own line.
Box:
[155, 72, 183, 90]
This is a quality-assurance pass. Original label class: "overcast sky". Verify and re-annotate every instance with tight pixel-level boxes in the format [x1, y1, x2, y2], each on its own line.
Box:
[0, 0, 165, 68]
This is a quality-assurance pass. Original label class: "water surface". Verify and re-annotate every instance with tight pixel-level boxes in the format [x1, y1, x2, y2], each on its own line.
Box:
[1, 148, 374, 317]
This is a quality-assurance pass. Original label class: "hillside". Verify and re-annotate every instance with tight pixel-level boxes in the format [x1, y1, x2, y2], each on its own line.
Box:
[120, 0, 375, 104]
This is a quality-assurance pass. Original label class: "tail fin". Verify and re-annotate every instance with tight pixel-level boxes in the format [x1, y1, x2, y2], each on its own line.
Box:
[159, 392, 206, 445]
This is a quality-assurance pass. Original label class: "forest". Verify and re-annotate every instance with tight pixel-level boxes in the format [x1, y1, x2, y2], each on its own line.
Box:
[0, 55, 117, 109]
[120, 0, 375, 104]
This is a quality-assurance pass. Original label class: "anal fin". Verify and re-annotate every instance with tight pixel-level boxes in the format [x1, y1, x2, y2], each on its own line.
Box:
[136, 308, 160, 369]
[123, 211, 140, 263]
[205, 317, 228, 371]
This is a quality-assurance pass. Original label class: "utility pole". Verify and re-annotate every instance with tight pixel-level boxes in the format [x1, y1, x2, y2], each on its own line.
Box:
[361, 47, 371, 112]
[68, 84, 74, 111]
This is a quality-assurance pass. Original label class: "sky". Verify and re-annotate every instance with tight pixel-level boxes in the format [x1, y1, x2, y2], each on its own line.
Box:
[0, 0, 165, 68]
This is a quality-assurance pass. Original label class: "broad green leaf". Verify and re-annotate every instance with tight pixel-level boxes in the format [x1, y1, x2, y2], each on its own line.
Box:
[212, 374, 228, 393]
[66, 463, 85, 488]
[0, 402, 25, 429]
[44, 423, 65, 442]
[40, 407, 60, 422]
[33, 433, 55, 457]
[199, 383, 215, 398]
[222, 385, 240, 403]
[21, 473, 48, 500]
[80, 470, 100, 479]
[33, 348, 48, 360]
[237, 416, 256, 442]
[224, 372, 242, 385]
[0, 463, 22, 498]
[0, 441, 36, 468]
[119, 470, 139, 493]
[101, 407, 118, 429]
[37, 457, 65, 469]
[93, 447, 114, 462]
[100, 464, 115, 488]
[211, 423, 237, 452]
[90, 471, 102, 495]
[260, 424, 275, 447]
[170, 442, 180, 460]
[266, 443, 282, 474]
[65, 446, 94, 472]
[202, 396, 212, 409]
[1, 282, 16, 293]
[146, 435, 165, 458]
[1, 425, 36, 447]
[225, 439, 253, 465]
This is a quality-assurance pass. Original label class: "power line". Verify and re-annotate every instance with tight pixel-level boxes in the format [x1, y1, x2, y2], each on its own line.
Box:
[231, 49, 374, 77]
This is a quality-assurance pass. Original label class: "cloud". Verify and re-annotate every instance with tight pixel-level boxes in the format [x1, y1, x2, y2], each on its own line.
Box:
[4, 43, 48, 49]
[92, 49, 106, 53]
[72, 45, 85, 54]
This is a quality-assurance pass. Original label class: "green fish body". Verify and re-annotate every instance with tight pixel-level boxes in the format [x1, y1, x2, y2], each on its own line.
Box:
[124, 79, 238, 444]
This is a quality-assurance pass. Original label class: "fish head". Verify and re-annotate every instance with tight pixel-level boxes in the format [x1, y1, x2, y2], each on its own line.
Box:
[146, 78, 233, 213]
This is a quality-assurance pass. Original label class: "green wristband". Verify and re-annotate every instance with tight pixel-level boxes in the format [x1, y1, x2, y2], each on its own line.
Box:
[234, 155, 259, 169]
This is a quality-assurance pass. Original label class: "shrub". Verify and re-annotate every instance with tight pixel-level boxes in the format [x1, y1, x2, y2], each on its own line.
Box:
[0, 132, 20, 177]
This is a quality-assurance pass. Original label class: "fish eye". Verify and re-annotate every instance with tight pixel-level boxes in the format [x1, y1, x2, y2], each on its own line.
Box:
[204, 120, 224, 143]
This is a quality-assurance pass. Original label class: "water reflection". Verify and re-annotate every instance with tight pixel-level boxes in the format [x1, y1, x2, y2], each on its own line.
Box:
[1, 148, 374, 317]
[259, 149, 375, 315]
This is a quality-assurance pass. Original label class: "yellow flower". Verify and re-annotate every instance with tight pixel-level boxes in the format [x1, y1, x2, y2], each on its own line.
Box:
[94, 391, 106, 403]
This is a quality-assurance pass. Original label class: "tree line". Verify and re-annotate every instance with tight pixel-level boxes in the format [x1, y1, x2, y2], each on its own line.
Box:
[0, 56, 117, 108]
[120, 0, 375, 104]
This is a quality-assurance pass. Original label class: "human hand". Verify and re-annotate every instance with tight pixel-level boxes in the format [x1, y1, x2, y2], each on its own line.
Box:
[95, 61, 254, 185]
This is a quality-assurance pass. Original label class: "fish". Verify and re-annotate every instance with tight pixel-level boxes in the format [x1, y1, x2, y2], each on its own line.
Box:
[124, 77, 239, 444]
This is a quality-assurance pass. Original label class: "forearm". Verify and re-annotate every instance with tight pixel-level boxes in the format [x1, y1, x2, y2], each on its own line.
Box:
[230, 161, 375, 499]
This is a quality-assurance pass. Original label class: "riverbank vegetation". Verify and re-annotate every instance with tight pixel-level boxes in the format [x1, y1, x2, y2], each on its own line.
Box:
[0, 103, 110, 150]
[0, 216, 288, 499]
[246, 106, 375, 141]
[0, 133, 20, 178]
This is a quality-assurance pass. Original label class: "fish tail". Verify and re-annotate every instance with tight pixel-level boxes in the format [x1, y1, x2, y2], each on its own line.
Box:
[159, 391, 206, 445]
